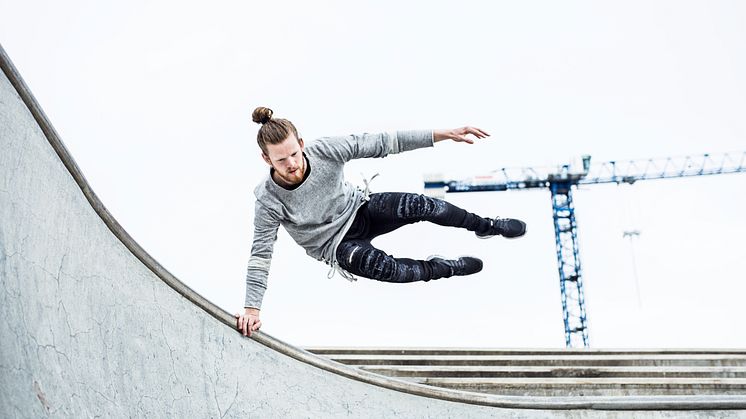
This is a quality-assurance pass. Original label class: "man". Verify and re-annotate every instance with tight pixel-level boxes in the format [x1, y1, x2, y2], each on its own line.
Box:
[235, 107, 527, 337]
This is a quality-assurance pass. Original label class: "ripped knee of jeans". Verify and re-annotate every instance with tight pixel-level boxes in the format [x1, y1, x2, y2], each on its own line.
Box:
[397, 193, 446, 219]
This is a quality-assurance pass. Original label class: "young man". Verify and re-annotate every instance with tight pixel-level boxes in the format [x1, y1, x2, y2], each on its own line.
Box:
[235, 107, 527, 337]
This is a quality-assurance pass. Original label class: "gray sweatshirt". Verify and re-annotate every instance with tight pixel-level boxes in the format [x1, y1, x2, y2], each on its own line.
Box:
[245, 129, 435, 309]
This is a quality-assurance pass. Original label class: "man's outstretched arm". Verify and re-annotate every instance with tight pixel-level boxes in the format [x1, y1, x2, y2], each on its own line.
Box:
[311, 126, 490, 163]
[433, 126, 490, 144]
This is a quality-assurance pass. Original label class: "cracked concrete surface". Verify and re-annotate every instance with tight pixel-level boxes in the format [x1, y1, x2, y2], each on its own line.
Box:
[2, 52, 746, 418]
[0, 51, 520, 419]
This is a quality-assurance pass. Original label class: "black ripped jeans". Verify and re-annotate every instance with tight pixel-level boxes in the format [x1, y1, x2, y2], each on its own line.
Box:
[335, 192, 492, 283]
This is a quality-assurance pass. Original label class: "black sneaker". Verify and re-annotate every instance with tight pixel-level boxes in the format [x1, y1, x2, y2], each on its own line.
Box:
[426, 255, 483, 277]
[476, 217, 527, 239]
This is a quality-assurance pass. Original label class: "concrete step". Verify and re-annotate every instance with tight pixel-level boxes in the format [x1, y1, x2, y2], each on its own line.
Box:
[359, 365, 746, 379]
[323, 353, 746, 367]
[401, 377, 746, 397]
[305, 348, 746, 397]
[307, 347, 746, 356]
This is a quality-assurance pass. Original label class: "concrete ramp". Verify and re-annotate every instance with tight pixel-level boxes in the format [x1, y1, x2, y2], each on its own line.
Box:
[1, 44, 745, 417]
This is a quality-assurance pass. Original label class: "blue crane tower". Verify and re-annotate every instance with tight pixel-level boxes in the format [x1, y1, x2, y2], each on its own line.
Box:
[424, 151, 746, 348]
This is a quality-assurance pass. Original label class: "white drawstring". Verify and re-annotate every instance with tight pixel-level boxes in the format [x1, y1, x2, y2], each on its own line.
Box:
[361, 172, 380, 201]
[320, 255, 358, 282]
[325, 172, 380, 283]
[326, 261, 358, 282]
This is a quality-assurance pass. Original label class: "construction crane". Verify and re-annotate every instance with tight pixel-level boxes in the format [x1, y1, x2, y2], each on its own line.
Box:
[424, 151, 746, 348]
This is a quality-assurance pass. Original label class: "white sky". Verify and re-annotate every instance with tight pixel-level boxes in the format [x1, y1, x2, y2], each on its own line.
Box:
[2, 1, 745, 348]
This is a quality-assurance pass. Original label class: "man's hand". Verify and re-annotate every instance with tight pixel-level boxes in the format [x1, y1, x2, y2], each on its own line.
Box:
[433, 126, 490, 144]
[235, 307, 262, 337]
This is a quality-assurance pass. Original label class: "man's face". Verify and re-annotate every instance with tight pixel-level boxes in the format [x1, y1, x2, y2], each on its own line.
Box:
[262, 133, 306, 186]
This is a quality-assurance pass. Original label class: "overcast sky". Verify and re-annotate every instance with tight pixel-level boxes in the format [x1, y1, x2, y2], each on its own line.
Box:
[2, 1, 745, 348]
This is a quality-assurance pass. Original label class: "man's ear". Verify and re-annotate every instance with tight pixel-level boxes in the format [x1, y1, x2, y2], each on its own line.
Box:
[261, 153, 272, 166]
[298, 137, 305, 150]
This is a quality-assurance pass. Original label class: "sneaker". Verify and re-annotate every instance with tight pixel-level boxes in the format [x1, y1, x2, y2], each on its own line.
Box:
[476, 217, 527, 239]
[426, 255, 483, 277]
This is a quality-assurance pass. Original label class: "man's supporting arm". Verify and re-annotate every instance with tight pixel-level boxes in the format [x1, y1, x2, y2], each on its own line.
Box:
[237, 201, 280, 337]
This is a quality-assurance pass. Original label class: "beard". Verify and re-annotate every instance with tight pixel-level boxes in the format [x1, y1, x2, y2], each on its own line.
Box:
[273, 157, 306, 186]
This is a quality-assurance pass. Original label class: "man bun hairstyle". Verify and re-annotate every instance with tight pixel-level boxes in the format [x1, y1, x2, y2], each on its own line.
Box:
[252, 106, 300, 155]
[252, 106, 273, 124]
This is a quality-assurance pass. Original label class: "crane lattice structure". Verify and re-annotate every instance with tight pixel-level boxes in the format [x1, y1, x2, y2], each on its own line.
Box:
[424, 151, 746, 348]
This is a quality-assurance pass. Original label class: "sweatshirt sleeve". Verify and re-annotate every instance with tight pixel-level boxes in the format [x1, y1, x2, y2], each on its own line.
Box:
[244, 201, 280, 309]
[310, 129, 434, 163]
